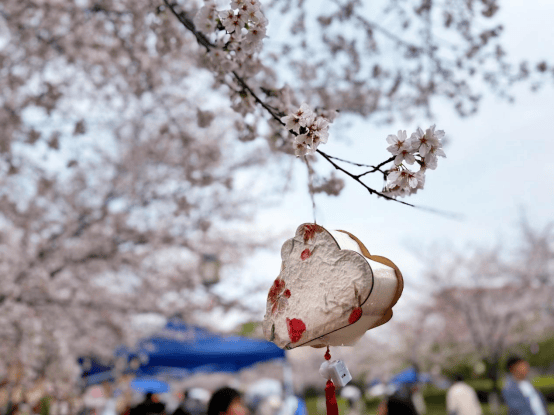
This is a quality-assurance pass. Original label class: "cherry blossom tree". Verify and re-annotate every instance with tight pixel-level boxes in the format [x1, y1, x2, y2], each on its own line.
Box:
[0, 0, 551, 394]
[513, 216, 554, 289]
[413, 220, 554, 400]
[0, 0, 287, 388]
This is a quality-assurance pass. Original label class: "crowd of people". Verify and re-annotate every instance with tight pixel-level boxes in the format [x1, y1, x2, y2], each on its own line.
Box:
[1, 355, 551, 415]
[132, 387, 249, 415]
[376, 355, 549, 415]
[0, 383, 288, 415]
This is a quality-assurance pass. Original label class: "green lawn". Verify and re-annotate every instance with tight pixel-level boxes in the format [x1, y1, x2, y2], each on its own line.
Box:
[305, 397, 554, 415]
[533, 375, 554, 387]
[304, 375, 554, 414]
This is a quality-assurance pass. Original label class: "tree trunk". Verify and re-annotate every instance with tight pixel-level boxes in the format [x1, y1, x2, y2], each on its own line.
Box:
[487, 356, 501, 413]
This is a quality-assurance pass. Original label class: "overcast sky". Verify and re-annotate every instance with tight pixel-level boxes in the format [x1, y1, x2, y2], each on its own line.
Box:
[206, 0, 554, 332]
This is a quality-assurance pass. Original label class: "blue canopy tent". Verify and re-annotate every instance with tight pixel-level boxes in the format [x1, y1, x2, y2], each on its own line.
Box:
[389, 367, 418, 385]
[80, 320, 285, 384]
[115, 319, 286, 378]
[389, 367, 432, 386]
[129, 378, 170, 394]
[80, 320, 304, 413]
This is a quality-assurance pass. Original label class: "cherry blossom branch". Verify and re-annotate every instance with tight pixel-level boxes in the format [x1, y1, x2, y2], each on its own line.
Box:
[162, 2, 286, 126]
[163, 0, 214, 51]
[231, 73, 408, 204]
[163, 2, 458, 213]
[232, 71, 285, 122]
[316, 150, 415, 207]
[323, 153, 394, 177]
[358, 158, 394, 178]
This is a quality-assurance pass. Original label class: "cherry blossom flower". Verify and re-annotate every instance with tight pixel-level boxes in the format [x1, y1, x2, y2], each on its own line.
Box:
[231, 0, 246, 9]
[310, 117, 329, 137]
[293, 142, 310, 157]
[384, 158, 427, 195]
[220, 10, 244, 34]
[387, 169, 417, 189]
[206, 49, 237, 74]
[294, 134, 311, 156]
[394, 143, 416, 165]
[244, 23, 267, 52]
[384, 166, 425, 199]
[194, 1, 219, 34]
[422, 145, 446, 170]
[409, 125, 444, 156]
[281, 103, 333, 155]
[386, 130, 409, 154]
[309, 117, 330, 151]
[194, 0, 269, 109]
[421, 156, 437, 170]
[281, 103, 315, 133]
[245, 0, 262, 10]
[245, 9, 266, 25]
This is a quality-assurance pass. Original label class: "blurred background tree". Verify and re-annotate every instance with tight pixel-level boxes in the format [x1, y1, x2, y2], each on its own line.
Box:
[0, 0, 552, 389]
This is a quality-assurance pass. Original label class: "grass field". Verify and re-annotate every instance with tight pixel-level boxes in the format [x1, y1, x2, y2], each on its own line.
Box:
[305, 397, 554, 414]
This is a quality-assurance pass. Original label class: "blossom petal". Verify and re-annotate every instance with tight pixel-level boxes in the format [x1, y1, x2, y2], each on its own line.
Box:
[388, 170, 401, 182]
[408, 176, 418, 188]
[404, 153, 416, 165]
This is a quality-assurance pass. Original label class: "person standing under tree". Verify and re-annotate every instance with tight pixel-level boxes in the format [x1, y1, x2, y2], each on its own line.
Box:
[446, 374, 482, 415]
[207, 387, 249, 415]
[502, 356, 548, 415]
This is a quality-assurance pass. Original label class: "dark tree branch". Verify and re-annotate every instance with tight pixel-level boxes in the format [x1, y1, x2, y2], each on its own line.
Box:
[162, 0, 214, 51]
[232, 71, 286, 123]
[316, 149, 415, 206]
[162, 2, 461, 214]
[322, 153, 393, 177]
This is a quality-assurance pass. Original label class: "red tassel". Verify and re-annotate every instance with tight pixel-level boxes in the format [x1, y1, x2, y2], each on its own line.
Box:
[325, 379, 339, 415]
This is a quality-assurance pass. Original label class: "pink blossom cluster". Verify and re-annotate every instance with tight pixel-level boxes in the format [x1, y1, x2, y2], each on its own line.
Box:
[281, 103, 331, 156]
[384, 125, 446, 197]
[194, 0, 267, 77]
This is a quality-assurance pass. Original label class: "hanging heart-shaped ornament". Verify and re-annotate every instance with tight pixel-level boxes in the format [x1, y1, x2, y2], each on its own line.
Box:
[263, 223, 403, 350]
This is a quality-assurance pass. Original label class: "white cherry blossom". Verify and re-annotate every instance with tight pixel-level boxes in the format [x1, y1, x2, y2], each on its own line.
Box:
[295, 133, 312, 148]
[293, 138, 310, 156]
[309, 117, 330, 151]
[386, 130, 410, 154]
[245, 9, 266, 24]
[194, 1, 219, 34]
[423, 145, 447, 170]
[231, 0, 246, 9]
[281, 103, 315, 133]
[410, 125, 443, 156]
[220, 10, 244, 34]
[282, 104, 333, 155]
[394, 143, 416, 165]
[245, 0, 262, 10]
[386, 167, 425, 196]
[309, 117, 329, 137]
[244, 23, 267, 52]
[421, 156, 437, 170]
